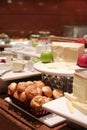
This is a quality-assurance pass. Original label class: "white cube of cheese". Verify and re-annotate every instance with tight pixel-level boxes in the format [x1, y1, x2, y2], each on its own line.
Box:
[51, 42, 84, 63]
[12, 61, 25, 72]
[73, 71, 87, 103]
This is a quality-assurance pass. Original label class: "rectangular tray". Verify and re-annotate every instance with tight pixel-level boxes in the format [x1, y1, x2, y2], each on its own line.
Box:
[5, 97, 66, 127]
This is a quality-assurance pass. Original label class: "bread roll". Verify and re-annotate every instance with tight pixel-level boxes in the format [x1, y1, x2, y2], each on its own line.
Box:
[44, 96, 52, 103]
[30, 95, 45, 108]
[33, 80, 45, 88]
[42, 86, 53, 97]
[25, 81, 33, 87]
[17, 82, 26, 93]
[25, 85, 42, 100]
[30, 95, 51, 109]
[19, 91, 27, 102]
[53, 89, 63, 99]
[13, 91, 20, 100]
[8, 82, 17, 95]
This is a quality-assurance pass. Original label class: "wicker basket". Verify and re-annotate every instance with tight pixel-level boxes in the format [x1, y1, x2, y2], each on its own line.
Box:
[9, 95, 49, 118]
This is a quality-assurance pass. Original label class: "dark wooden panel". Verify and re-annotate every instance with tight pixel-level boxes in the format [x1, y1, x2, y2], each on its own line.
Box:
[0, 0, 87, 15]
[0, 0, 87, 37]
[0, 14, 63, 37]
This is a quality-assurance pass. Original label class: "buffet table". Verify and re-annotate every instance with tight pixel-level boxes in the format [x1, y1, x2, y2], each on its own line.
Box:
[0, 40, 87, 129]
[0, 68, 86, 130]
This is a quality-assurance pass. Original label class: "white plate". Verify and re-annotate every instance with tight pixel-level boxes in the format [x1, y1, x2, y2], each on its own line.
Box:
[0, 68, 40, 81]
[33, 62, 82, 76]
[42, 97, 87, 128]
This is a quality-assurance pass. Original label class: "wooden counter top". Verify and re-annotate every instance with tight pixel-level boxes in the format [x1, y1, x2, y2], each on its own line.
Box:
[0, 94, 86, 130]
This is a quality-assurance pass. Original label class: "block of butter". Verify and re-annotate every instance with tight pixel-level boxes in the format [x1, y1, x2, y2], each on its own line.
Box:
[12, 60, 25, 72]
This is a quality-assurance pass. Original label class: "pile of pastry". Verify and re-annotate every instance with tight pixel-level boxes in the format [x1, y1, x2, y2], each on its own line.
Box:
[8, 80, 63, 110]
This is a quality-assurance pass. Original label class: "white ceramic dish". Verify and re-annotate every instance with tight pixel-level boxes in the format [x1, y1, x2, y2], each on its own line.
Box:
[33, 62, 83, 77]
[0, 68, 40, 81]
[42, 97, 87, 128]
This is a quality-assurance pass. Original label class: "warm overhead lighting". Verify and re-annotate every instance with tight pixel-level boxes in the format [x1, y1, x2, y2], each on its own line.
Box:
[7, 0, 12, 4]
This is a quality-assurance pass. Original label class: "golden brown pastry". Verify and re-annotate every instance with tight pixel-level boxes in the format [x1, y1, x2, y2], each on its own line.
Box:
[30, 95, 52, 109]
[42, 86, 53, 97]
[43, 96, 52, 103]
[19, 91, 27, 102]
[8, 82, 17, 95]
[33, 80, 45, 88]
[52, 89, 63, 99]
[25, 84, 42, 100]
[13, 91, 20, 100]
[17, 82, 26, 93]
[25, 81, 33, 87]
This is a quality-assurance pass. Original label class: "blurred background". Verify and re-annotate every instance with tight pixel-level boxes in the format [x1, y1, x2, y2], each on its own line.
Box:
[0, 0, 87, 38]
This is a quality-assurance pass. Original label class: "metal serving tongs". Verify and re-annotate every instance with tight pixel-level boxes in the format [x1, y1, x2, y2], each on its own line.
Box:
[0, 68, 11, 77]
